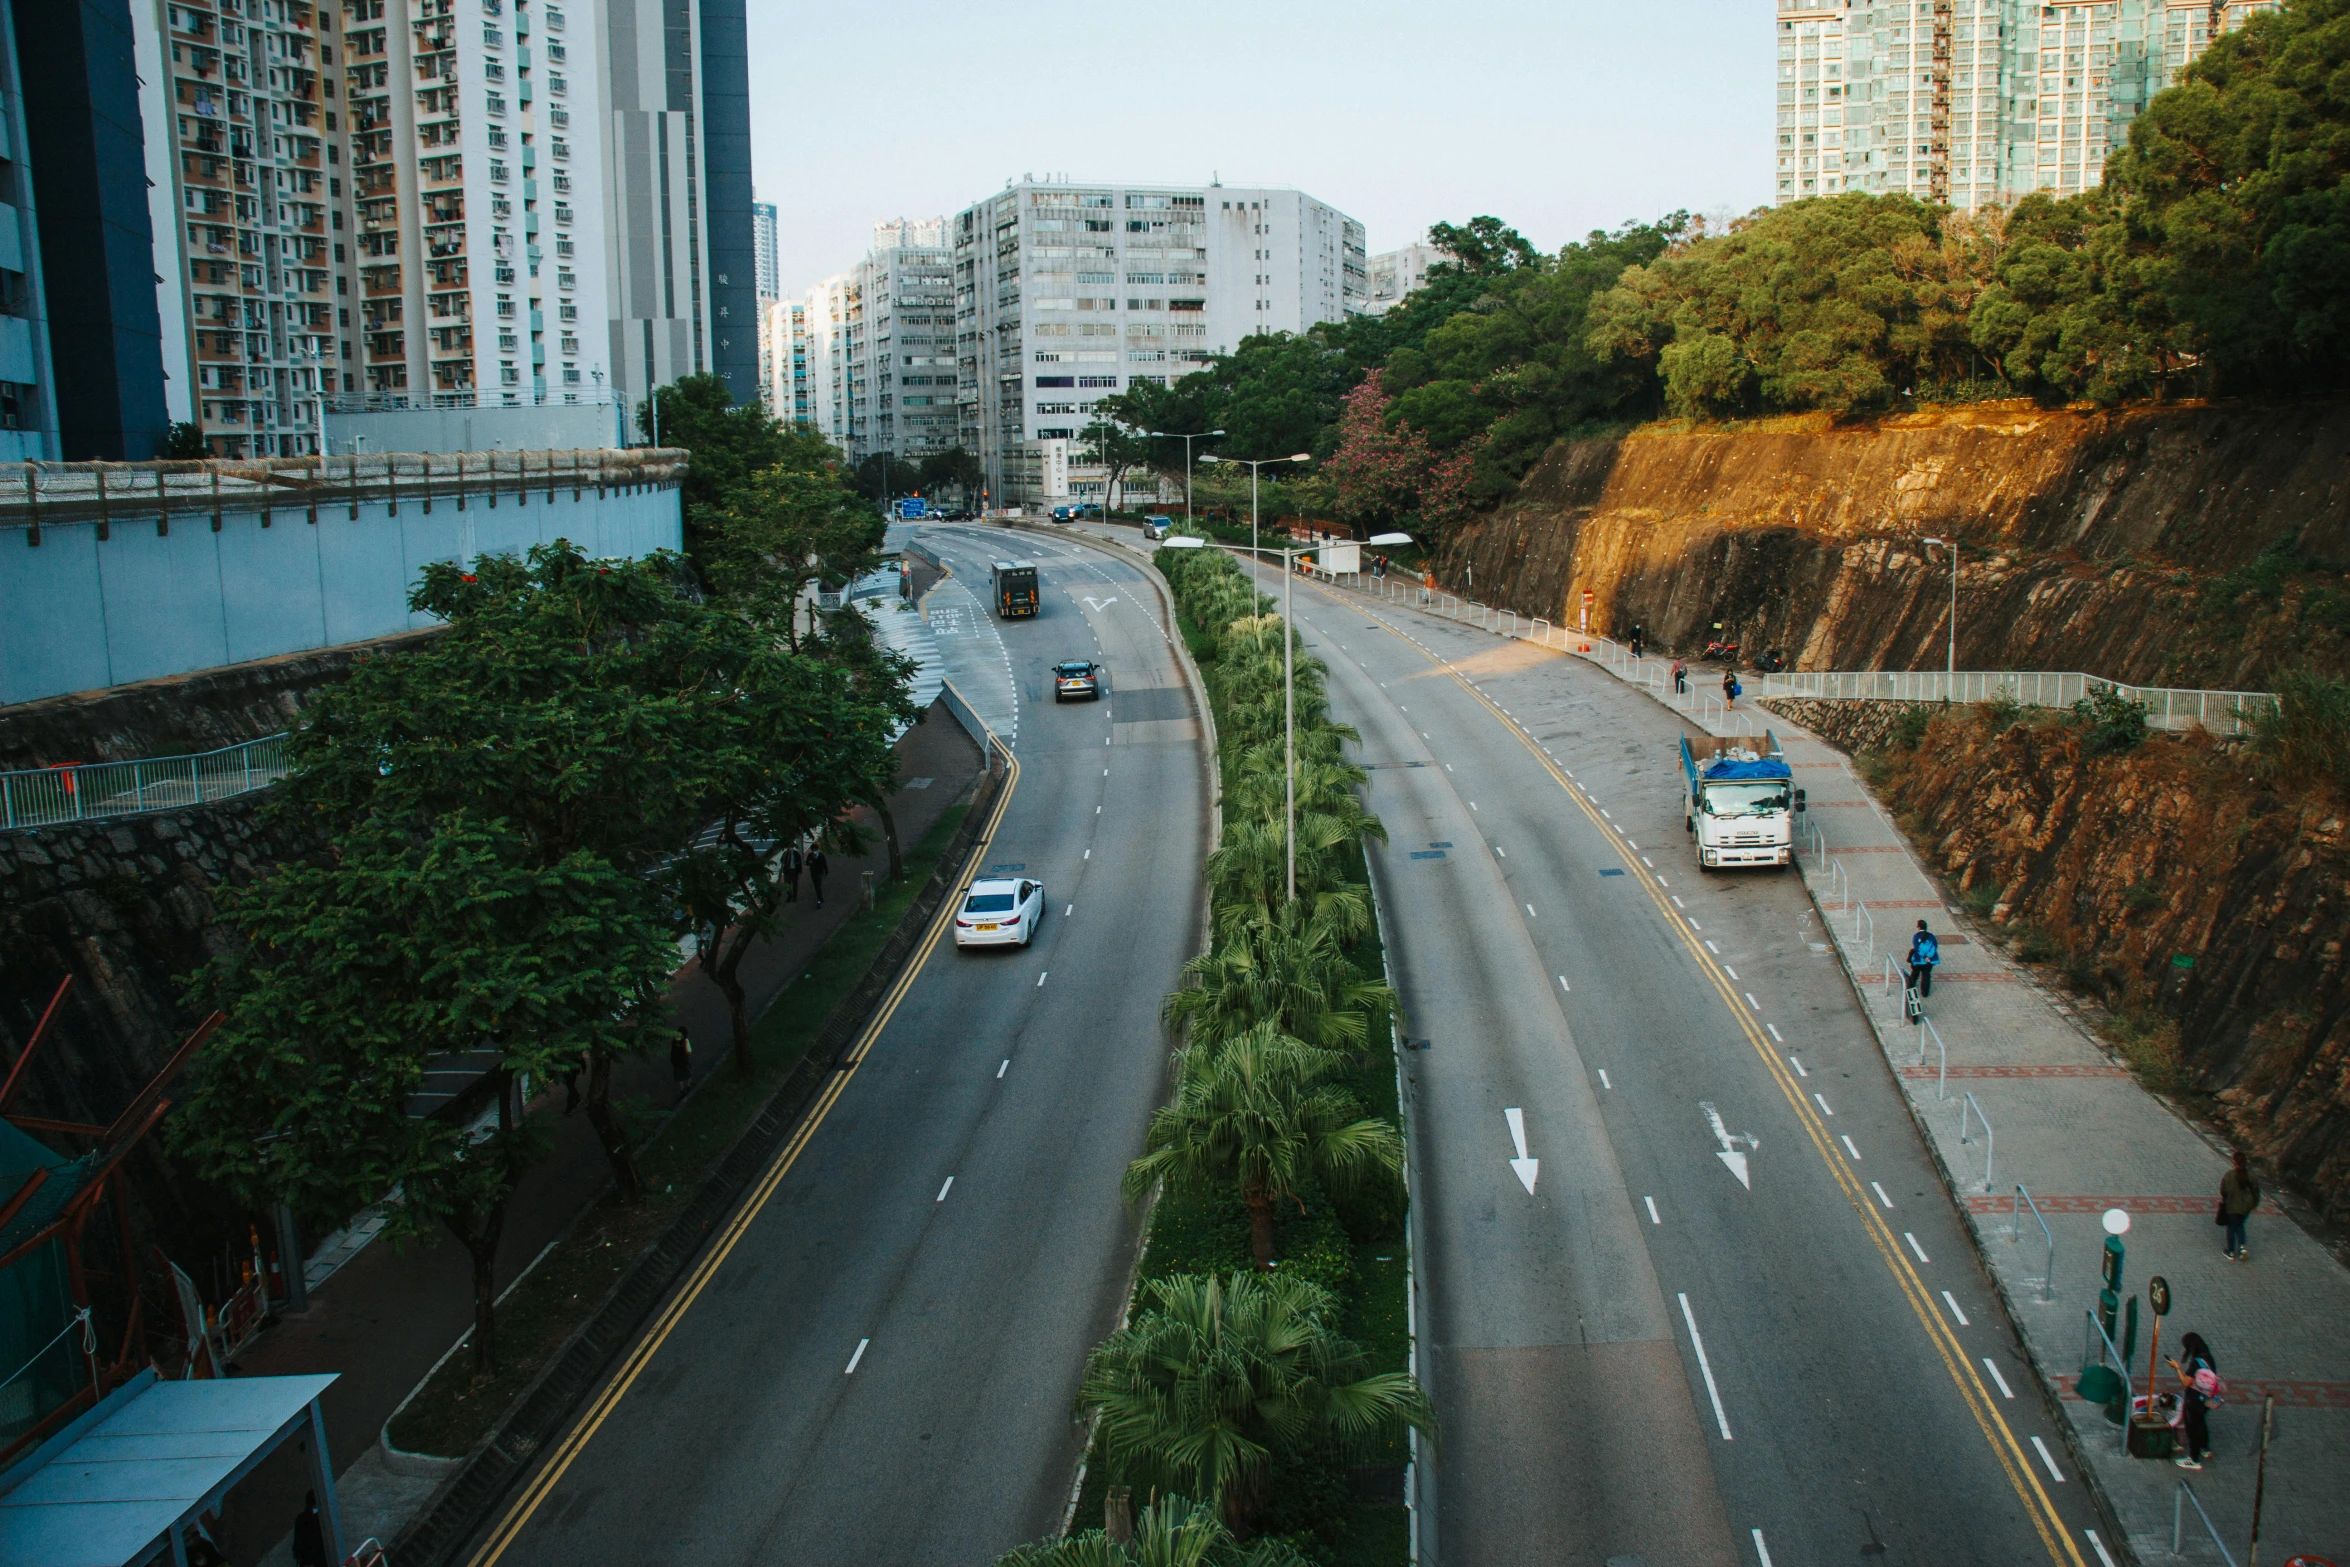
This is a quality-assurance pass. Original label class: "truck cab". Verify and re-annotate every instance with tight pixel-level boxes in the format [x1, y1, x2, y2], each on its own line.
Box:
[1681, 732, 1803, 869]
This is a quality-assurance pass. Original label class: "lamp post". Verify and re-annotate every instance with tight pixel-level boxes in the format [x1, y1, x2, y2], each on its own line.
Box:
[1148, 427, 1224, 524]
[1922, 536, 1958, 689]
[1200, 451, 1312, 592]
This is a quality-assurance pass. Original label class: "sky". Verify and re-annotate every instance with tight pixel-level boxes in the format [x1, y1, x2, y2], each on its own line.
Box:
[748, 0, 1774, 299]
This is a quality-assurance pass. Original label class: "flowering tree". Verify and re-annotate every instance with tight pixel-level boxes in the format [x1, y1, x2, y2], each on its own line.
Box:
[1326, 370, 1480, 536]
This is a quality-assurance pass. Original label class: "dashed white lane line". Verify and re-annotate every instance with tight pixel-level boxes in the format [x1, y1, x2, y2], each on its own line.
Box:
[1645, 1196, 1661, 1224]
[1752, 1528, 1775, 1567]
[1065, 904, 1073, 915]
[1084, 848, 1091, 858]
[1678, 1293, 1734, 1441]
[1705, 940, 1720, 954]
[1495, 846, 1507, 857]
[1642, 856, 1655, 868]
[1469, 800, 1479, 810]
[2030, 1435, 2065, 1482]
[1983, 1358, 2015, 1399]
[845, 1338, 871, 1374]
[937, 1177, 955, 1202]
[1036, 972, 1049, 987]
[2086, 1531, 2116, 1567]
[1103, 768, 1109, 776]
[1871, 1180, 1894, 1208]
[1903, 1231, 1928, 1262]
[1813, 1093, 1834, 1116]
[1788, 1056, 1808, 1077]
[1723, 963, 1739, 979]
[1627, 838, 1641, 850]
[1598, 1069, 1612, 1089]
[1765, 1023, 1784, 1043]
[1744, 992, 1760, 1010]
[1557, 975, 1570, 992]
[1841, 1134, 1863, 1160]
[1526, 904, 1536, 917]
[1690, 920, 1703, 931]
[998, 1059, 1010, 1079]
[1672, 896, 1686, 909]
[1444, 763, 1454, 772]
[1941, 1290, 1971, 1326]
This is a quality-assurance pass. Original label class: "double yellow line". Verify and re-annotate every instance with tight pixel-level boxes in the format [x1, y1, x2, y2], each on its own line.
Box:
[464, 721, 1021, 1567]
[1349, 601, 2087, 1567]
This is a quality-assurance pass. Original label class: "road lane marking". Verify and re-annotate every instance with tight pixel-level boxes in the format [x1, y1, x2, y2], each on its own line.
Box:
[462, 709, 1025, 1567]
[1642, 856, 1655, 867]
[1526, 903, 1536, 916]
[1722, 963, 1738, 977]
[1322, 582, 2087, 1566]
[1788, 1056, 1808, 1077]
[845, 1338, 870, 1374]
[1627, 838, 1640, 850]
[1984, 1358, 2016, 1398]
[1765, 1023, 1784, 1042]
[1598, 1069, 1611, 1089]
[1872, 1181, 1894, 1208]
[1752, 1529, 1775, 1567]
[1469, 801, 1478, 810]
[1066, 905, 1074, 915]
[1646, 1196, 1661, 1224]
[1672, 896, 1686, 908]
[2086, 1533, 2115, 1567]
[1842, 1134, 1863, 1160]
[1495, 846, 1507, 857]
[1942, 1290, 1971, 1325]
[1705, 940, 1720, 954]
[1084, 848, 1091, 857]
[1814, 1093, 1834, 1116]
[1558, 975, 1570, 992]
[1504, 1107, 1539, 1193]
[1037, 971, 1048, 987]
[1904, 1232, 1928, 1262]
[1745, 992, 1761, 1010]
[2031, 1436, 2065, 1482]
[998, 1060, 1010, 1078]
[937, 1177, 955, 1202]
[1677, 1293, 1734, 1440]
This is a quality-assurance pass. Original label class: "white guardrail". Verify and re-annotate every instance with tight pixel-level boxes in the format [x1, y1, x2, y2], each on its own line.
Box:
[0, 734, 292, 830]
[1307, 566, 2274, 736]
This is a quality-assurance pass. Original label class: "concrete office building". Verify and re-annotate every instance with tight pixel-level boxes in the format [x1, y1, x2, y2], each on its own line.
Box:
[952, 178, 1367, 507]
[1774, 0, 2278, 210]
[0, 0, 61, 461]
[1366, 239, 1440, 315]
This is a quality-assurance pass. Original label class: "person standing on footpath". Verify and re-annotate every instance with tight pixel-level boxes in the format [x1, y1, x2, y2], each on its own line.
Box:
[2167, 1331, 2221, 1469]
[1907, 919, 1940, 1008]
[1629, 623, 1645, 659]
[2220, 1150, 2260, 1261]
[1721, 668, 1742, 709]
[808, 846, 830, 908]
[670, 1035, 694, 1103]
[782, 842, 805, 904]
[1672, 657, 1689, 695]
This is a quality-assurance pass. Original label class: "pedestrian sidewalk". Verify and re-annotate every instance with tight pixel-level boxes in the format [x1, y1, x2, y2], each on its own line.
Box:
[1331, 583, 2350, 1565]
[214, 706, 986, 1565]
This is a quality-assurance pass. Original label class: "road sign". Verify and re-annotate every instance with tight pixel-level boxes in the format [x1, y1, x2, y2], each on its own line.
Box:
[2149, 1275, 2171, 1316]
[898, 497, 927, 519]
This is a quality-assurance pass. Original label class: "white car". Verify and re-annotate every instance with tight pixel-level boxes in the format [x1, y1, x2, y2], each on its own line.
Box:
[953, 877, 1045, 948]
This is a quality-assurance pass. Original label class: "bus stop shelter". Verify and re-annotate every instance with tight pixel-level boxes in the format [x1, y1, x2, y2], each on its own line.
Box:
[0, 1369, 341, 1566]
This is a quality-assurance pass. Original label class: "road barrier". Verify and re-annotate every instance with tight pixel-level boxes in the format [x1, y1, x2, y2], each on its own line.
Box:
[2009, 1186, 2056, 1302]
[1, 734, 292, 830]
[1959, 1091, 1996, 1192]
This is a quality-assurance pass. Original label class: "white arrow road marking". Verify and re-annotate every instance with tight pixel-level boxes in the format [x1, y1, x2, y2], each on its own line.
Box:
[1700, 1101, 1758, 1188]
[1081, 595, 1121, 612]
[1504, 1107, 1539, 1194]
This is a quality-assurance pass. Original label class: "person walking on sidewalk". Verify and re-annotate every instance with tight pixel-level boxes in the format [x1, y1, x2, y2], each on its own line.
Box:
[2167, 1331, 2221, 1469]
[2220, 1150, 2260, 1261]
[1908, 920, 1941, 1003]
[1672, 657, 1689, 695]
[808, 846, 830, 908]
[1629, 623, 1645, 659]
[782, 843, 805, 904]
[1721, 668, 1742, 708]
[670, 1035, 694, 1102]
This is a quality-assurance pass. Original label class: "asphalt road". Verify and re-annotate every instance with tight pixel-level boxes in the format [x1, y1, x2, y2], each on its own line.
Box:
[1278, 570, 2113, 1567]
[464, 526, 1208, 1567]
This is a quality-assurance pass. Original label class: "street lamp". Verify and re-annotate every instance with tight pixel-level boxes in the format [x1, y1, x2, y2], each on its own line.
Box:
[1922, 536, 1958, 687]
[1198, 451, 1312, 592]
[1147, 427, 1224, 525]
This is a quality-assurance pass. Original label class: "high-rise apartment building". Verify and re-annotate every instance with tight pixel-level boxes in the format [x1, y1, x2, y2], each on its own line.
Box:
[758, 293, 803, 422]
[752, 198, 776, 300]
[1366, 239, 1439, 315]
[951, 179, 1366, 505]
[1774, 0, 2278, 211]
[799, 218, 954, 465]
[0, 0, 62, 461]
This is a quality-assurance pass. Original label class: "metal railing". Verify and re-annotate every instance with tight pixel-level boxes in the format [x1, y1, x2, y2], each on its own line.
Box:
[0, 734, 292, 830]
[1853, 898, 1876, 959]
[2009, 1185, 2055, 1302]
[2174, 1480, 2239, 1566]
[1959, 1091, 1995, 1192]
[1916, 1012, 1948, 1098]
[3, 449, 688, 533]
[2083, 1309, 2136, 1453]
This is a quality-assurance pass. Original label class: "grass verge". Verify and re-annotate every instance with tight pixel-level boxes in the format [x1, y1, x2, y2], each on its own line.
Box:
[386, 798, 974, 1458]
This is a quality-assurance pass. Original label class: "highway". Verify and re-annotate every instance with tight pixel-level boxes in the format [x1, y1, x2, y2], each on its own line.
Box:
[1273, 567, 2112, 1567]
[464, 525, 1209, 1566]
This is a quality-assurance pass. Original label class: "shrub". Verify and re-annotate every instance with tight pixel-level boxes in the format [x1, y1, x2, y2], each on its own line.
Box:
[1979, 693, 2026, 733]
[1890, 703, 1935, 750]
[2072, 687, 2150, 755]
[2251, 669, 2350, 797]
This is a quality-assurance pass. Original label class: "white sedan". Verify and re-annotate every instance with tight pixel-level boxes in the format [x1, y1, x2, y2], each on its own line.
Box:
[953, 877, 1045, 948]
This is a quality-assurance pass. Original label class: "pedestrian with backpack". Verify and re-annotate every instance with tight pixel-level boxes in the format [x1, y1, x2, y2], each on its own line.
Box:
[2219, 1150, 2260, 1261]
[1908, 919, 1940, 1002]
[1722, 669, 1741, 708]
[2167, 1332, 2223, 1469]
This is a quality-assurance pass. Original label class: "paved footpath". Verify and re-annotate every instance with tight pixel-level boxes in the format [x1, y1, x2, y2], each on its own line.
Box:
[1327, 582, 2350, 1566]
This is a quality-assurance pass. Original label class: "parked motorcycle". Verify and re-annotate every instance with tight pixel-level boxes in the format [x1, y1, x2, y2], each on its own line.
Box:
[1703, 637, 1741, 663]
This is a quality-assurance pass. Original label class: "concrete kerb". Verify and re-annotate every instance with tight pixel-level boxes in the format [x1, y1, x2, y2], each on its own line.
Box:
[389, 758, 1011, 1567]
[1318, 576, 2146, 1558]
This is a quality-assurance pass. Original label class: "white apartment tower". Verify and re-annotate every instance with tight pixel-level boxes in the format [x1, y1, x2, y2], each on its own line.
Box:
[798, 219, 953, 464]
[1775, 0, 2279, 210]
[753, 199, 777, 299]
[1366, 240, 1440, 315]
[952, 180, 1367, 506]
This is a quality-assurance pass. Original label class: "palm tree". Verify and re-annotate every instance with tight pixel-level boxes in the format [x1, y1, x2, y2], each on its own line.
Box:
[993, 1495, 1311, 1567]
[1124, 1024, 1402, 1269]
[1077, 1271, 1435, 1531]
[1202, 818, 1375, 943]
[1165, 907, 1393, 1053]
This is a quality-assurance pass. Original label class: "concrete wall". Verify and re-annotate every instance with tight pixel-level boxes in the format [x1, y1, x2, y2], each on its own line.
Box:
[2, 483, 680, 705]
[324, 399, 626, 456]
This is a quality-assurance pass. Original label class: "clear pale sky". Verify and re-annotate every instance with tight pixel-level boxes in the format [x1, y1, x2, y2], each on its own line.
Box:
[748, 0, 1773, 299]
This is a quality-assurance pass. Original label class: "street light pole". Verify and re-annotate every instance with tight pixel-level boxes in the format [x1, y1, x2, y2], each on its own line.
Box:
[1201, 451, 1311, 592]
[1923, 536, 1958, 686]
[1147, 427, 1224, 525]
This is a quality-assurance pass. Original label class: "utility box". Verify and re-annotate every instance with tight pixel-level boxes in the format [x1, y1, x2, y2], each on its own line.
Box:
[1318, 542, 1361, 574]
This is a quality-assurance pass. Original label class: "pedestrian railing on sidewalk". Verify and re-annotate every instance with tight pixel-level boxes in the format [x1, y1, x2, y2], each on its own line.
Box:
[2007, 1186, 2056, 1302]
[2083, 1309, 2138, 1455]
[1310, 569, 2275, 737]
[1960, 1091, 1996, 1192]
[0, 733, 293, 830]
[2175, 1479, 2240, 1566]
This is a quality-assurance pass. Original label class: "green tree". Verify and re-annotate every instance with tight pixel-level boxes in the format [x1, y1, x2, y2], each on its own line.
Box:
[995, 1496, 1312, 1567]
[1077, 1270, 1433, 1530]
[165, 421, 209, 460]
[1426, 215, 1543, 278]
[174, 812, 676, 1377]
[916, 445, 986, 503]
[638, 373, 850, 571]
[1078, 412, 1156, 512]
[1123, 1024, 1401, 1270]
[700, 464, 887, 643]
[1165, 907, 1393, 1052]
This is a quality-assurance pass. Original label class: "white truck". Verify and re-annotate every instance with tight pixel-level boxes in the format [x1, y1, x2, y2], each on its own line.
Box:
[1680, 732, 1805, 870]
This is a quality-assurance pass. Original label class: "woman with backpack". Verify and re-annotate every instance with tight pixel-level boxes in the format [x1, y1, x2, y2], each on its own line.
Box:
[2167, 1332, 2222, 1469]
[1722, 668, 1741, 708]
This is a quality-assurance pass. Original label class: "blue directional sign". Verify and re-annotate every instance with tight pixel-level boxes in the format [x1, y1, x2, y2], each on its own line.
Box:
[897, 497, 927, 519]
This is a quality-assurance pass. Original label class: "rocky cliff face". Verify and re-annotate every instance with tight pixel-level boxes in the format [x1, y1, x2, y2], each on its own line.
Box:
[1774, 697, 2350, 1226]
[1438, 401, 2350, 690]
